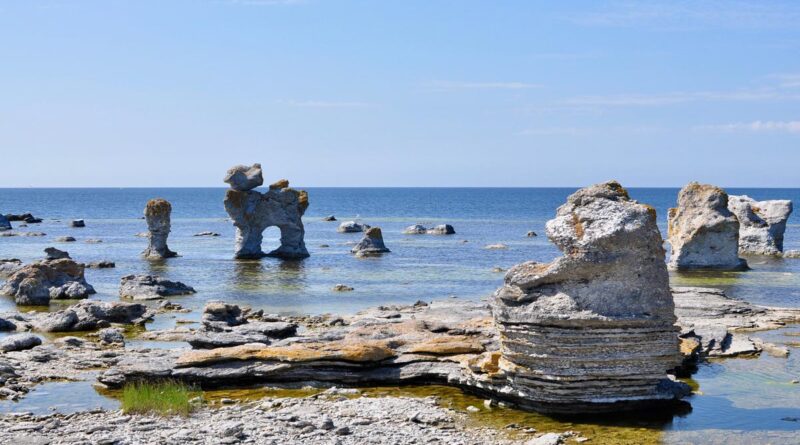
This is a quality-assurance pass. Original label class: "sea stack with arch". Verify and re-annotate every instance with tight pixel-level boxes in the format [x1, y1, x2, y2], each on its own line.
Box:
[223, 163, 310, 260]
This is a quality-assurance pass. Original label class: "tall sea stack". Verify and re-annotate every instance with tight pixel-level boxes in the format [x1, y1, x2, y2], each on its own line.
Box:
[142, 199, 177, 259]
[490, 181, 687, 412]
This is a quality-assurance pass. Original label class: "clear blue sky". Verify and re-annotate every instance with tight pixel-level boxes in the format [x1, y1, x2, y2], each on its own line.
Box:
[2, 0, 799, 187]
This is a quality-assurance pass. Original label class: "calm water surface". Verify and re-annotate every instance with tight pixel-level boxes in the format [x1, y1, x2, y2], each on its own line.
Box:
[1, 187, 799, 444]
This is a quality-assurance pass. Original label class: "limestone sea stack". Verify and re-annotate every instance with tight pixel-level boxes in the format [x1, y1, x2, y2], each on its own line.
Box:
[351, 227, 390, 256]
[667, 183, 747, 270]
[491, 181, 687, 412]
[727, 195, 792, 256]
[142, 199, 177, 259]
[223, 164, 310, 260]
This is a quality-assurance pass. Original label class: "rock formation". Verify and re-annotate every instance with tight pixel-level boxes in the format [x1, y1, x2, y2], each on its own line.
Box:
[70, 219, 85, 228]
[403, 224, 427, 234]
[29, 300, 152, 332]
[119, 274, 196, 300]
[338, 221, 369, 233]
[727, 195, 793, 255]
[351, 227, 390, 256]
[223, 164, 310, 260]
[44, 247, 70, 260]
[0, 334, 41, 352]
[491, 181, 687, 411]
[142, 199, 177, 259]
[0, 214, 10, 231]
[667, 182, 747, 270]
[0, 259, 96, 305]
[428, 224, 455, 235]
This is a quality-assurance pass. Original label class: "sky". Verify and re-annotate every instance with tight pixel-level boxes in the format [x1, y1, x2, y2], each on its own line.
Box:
[1, 0, 799, 188]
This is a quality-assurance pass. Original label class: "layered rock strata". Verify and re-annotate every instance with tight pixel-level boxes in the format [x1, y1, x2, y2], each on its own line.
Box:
[142, 198, 177, 259]
[223, 164, 309, 260]
[667, 183, 747, 270]
[727, 195, 793, 255]
[351, 227, 390, 256]
[0, 259, 95, 305]
[491, 181, 686, 411]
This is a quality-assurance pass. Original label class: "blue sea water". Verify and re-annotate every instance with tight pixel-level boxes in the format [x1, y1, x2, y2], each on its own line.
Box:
[1, 187, 799, 443]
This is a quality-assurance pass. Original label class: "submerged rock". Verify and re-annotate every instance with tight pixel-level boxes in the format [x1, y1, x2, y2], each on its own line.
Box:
[332, 284, 354, 292]
[142, 198, 177, 259]
[484, 243, 507, 250]
[119, 274, 196, 300]
[403, 224, 428, 234]
[44, 247, 70, 260]
[338, 221, 370, 233]
[70, 219, 85, 228]
[5, 213, 42, 223]
[223, 164, 309, 260]
[667, 183, 747, 270]
[0, 259, 96, 305]
[526, 231, 537, 237]
[727, 195, 792, 256]
[193, 231, 220, 237]
[491, 180, 687, 411]
[351, 227, 390, 256]
[224, 163, 264, 192]
[0, 333, 41, 352]
[55, 236, 76, 242]
[0, 214, 10, 231]
[84, 260, 115, 269]
[322, 215, 337, 222]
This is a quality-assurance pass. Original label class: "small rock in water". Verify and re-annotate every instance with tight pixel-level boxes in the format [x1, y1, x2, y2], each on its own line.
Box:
[0, 333, 42, 352]
[332, 284, 354, 292]
[193, 231, 220, 237]
[403, 224, 428, 235]
[70, 219, 85, 228]
[98, 327, 125, 345]
[351, 227, 390, 256]
[338, 221, 370, 233]
[526, 231, 537, 237]
[319, 244, 330, 248]
[427, 224, 455, 235]
[85, 239, 103, 244]
[56, 236, 76, 242]
[85, 261, 115, 269]
[491, 267, 505, 273]
[322, 215, 337, 222]
[465, 405, 480, 413]
[119, 274, 196, 300]
[44, 247, 70, 260]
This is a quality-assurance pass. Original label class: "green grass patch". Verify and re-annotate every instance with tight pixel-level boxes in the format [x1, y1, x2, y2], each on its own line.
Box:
[121, 380, 200, 416]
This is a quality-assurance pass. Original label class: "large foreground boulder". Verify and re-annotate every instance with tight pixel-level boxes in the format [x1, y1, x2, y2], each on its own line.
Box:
[142, 199, 177, 259]
[119, 275, 196, 300]
[491, 181, 687, 411]
[223, 164, 309, 260]
[667, 183, 747, 270]
[727, 195, 792, 256]
[0, 259, 95, 305]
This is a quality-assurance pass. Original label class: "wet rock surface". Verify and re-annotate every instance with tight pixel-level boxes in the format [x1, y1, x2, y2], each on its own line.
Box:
[668, 183, 747, 270]
[0, 259, 95, 305]
[142, 198, 177, 259]
[490, 181, 686, 412]
[727, 195, 793, 255]
[223, 164, 309, 260]
[119, 274, 196, 300]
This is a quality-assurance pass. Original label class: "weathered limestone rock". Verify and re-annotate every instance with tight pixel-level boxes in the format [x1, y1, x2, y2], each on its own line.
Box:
[428, 224, 455, 235]
[119, 274, 196, 300]
[0, 214, 10, 231]
[44, 247, 70, 260]
[727, 195, 793, 255]
[0, 333, 41, 352]
[0, 259, 23, 278]
[29, 300, 152, 332]
[0, 259, 95, 305]
[142, 198, 177, 259]
[223, 164, 309, 260]
[667, 183, 747, 270]
[491, 181, 687, 411]
[338, 221, 369, 233]
[351, 227, 390, 256]
[224, 163, 264, 191]
[98, 327, 125, 345]
[403, 224, 428, 234]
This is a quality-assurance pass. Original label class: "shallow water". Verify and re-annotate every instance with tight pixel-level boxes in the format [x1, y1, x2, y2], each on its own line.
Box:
[1, 187, 799, 443]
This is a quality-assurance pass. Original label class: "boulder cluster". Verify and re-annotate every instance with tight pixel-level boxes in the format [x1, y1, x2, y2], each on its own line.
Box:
[223, 163, 310, 260]
[0, 258, 96, 305]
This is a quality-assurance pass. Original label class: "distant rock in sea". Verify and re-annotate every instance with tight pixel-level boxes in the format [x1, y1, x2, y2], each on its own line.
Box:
[142, 198, 177, 259]
[70, 219, 85, 228]
[728, 195, 792, 256]
[351, 227, 390, 256]
[338, 221, 370, 233]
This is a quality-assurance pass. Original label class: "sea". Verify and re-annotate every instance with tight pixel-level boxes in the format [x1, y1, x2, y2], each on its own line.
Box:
[1, 187, 799, 444]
